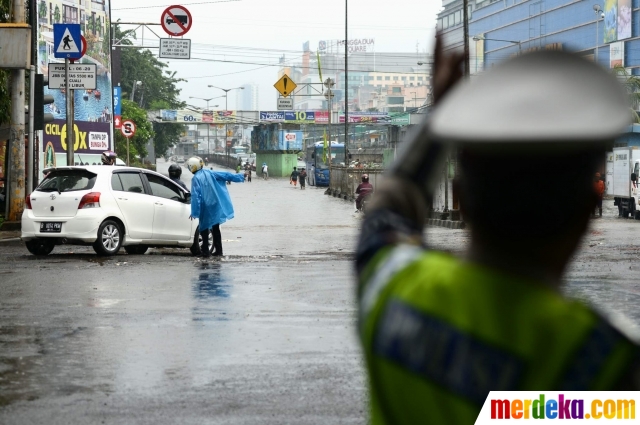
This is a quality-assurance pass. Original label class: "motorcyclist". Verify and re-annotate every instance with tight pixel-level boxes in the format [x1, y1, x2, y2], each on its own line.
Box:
[355, 174, 373, 213]
[168, 163, 187, 190]
[101, 150, 117, 165]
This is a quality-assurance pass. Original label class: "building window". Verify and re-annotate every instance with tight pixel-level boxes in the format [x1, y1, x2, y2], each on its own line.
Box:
[385, 76, 390, 81]
[392, 87, 401, 93]
[388, 97, 404, 105]
[377, 76, 382, 81]
[410, 77, 415, 81]
[418, 76, 423, 81]
[401, 76, 406, 81]
[63, 5, 77, 24]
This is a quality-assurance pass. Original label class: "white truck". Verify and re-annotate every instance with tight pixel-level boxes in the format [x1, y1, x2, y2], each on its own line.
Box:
[612, 147, 640, 218]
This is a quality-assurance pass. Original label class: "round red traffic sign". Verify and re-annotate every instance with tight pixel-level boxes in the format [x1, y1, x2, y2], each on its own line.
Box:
[121, 120, 137, 139]
[161, 5, 193, 36]
[70, 36, 87, 64]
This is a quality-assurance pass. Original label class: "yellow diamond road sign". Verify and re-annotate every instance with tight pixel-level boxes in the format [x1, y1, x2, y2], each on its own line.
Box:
[274, 74, 297, 98]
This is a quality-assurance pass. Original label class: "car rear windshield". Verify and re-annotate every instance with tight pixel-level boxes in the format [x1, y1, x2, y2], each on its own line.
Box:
[37, 169, 97, 193]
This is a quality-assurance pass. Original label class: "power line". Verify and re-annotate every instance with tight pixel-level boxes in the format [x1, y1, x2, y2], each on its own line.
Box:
[112, 0, 241, 10]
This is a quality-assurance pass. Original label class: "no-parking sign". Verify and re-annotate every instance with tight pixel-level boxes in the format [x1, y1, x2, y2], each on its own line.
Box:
[160, 5, 193, 36]
[120, 120, 136, 139]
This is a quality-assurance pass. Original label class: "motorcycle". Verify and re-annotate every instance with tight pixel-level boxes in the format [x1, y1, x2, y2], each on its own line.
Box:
[356, 192, 372, 214]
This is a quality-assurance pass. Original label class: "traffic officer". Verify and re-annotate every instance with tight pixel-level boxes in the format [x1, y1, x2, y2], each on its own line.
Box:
[356, 38, 640, 425]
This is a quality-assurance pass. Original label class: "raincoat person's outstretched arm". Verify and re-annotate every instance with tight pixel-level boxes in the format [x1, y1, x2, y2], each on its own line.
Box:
[213, 171, 245, 183]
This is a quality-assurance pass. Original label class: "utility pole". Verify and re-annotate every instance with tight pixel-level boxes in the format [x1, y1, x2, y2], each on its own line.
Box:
[344, 0, 349, 171]
[7, 0, 27, 221]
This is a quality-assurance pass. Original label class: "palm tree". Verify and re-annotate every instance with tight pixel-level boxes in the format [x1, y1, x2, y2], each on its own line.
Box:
[613, 65, 640, 123]
[38, 0, 47, 22]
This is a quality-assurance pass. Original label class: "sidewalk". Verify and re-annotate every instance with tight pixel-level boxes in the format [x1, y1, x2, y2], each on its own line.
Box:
[0, 230, 21, 241]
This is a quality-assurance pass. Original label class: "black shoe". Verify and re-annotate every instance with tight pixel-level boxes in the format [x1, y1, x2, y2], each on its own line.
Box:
[212, 251, 223, 257]
[201, 252, 211, 258]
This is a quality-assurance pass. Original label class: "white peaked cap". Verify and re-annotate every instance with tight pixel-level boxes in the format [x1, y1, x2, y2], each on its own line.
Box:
[429, 51, 631, 147]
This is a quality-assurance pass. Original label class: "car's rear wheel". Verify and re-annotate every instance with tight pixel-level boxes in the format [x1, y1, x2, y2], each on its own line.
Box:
[93, 220, 122, 256]
[124, 245, 148, 255]
[25, 239, 55, 256]
[190, 227, 213, 256]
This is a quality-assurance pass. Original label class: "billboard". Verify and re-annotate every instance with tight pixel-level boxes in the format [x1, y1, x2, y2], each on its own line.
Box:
[160, 110, 237, 123]
[610, 41, 625, 68]
[603, 0, 632, 43]
[338, 112, 388, 123]
[39, 0, 113, 154]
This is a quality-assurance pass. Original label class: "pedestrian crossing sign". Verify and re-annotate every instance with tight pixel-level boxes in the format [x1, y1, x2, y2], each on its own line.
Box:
[53, 24, 82, 59]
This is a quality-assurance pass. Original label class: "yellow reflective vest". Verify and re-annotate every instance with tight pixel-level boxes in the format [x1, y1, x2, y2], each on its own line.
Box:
[358, 246, 638, 425]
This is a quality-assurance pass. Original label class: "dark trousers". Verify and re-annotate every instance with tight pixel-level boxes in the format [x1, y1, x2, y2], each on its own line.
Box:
[212, 224, 222, 255]
[200, 224, 223, 256]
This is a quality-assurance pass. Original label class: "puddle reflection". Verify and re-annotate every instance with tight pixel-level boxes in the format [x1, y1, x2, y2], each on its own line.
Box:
[192, 263, 231, 322]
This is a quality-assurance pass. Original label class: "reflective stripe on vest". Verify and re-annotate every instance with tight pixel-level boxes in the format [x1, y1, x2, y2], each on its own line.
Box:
[373, 298, 523, 404]
[359, 245, 422, 329]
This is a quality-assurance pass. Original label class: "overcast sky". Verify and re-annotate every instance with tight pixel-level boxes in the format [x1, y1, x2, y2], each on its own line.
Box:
[111, 0, 443, 110]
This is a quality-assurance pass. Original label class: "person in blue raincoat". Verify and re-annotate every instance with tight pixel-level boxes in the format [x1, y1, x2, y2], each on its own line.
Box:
[186, 157, 244, 257]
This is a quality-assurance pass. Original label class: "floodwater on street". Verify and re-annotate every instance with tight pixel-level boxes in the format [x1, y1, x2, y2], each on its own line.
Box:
[2, 159, 640, 423]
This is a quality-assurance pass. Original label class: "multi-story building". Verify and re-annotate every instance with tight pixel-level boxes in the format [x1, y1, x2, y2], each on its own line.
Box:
[437, 0, 638, 72]
[278, 41, 433, 113]
[236, 83, 259, 110]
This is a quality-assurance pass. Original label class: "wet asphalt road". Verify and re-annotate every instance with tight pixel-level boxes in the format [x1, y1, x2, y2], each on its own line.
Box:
[2, 161, 640, 423]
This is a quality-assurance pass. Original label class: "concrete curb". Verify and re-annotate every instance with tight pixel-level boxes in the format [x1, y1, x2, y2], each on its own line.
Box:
[325, 188, 466, 229]
[427, 219, 466, 229]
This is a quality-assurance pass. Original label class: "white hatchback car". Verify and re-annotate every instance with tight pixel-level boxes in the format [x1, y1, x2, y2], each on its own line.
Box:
[21, 166, 213, 256]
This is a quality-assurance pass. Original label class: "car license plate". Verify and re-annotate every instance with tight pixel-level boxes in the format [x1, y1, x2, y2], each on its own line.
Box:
[40, 222, 62, 233]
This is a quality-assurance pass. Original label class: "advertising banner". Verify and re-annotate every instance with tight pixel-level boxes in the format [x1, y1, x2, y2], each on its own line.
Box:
[390, 114, 410, 125]
[610, 41, 624, 68]
[160, 110, 237, 123]
[285, 111, 316, 123]
[339, 112, 388, 123]
[43, 119, 112, 167]
[314, 111, 329, 124]
[39, 0, 113, 150]
[601, 0, 632, 43]
[260, 111, 285, 122]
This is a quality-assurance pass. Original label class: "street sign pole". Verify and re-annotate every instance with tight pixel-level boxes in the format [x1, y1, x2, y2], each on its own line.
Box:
[65, 58, 74, 166]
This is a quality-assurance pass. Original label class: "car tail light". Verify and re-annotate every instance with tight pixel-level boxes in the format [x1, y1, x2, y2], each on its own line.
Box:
[78, 192, 101, 209]
[25, 195, 32, 209]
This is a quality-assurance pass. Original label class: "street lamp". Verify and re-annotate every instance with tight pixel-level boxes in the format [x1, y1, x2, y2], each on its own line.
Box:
[207, 85, 244, 162]
[472, 35, 522, 55]
[593, 5, 605, 62]
[188, 96, 220, 156]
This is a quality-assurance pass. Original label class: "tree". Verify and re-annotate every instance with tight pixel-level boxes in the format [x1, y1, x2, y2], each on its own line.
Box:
[53, 5, 60, 23]
[115, 100, 154, 163]
[0, 0, 11, 127]
[114, 24, 185, 110]
[613, 65, 640, 123]
[149, 100, 185, 157]
[38, 0, 47, 21]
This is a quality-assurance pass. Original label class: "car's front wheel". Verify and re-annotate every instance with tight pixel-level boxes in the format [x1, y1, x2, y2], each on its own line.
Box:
[93, 220, 123, 256]
[25, 239, 55, 256]
[190, 227, 213, 256]
[124, 245, 148, 255]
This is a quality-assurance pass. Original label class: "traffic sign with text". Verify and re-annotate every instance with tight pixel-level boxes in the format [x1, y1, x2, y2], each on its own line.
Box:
[277, 97, 293, 110]
[161, 5, 193, 36]
[274, 74, 296, 97]
[121, 120, 137, 138]
[159, 38, 191, 59]
[48, 63, 96, 89]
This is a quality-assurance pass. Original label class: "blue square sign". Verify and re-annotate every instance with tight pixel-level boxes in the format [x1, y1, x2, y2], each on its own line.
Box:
[53, 24, 82, 59]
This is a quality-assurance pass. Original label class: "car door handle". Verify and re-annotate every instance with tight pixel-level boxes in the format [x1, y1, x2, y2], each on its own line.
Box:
[155, 202, 163, 206]
[118, 197, 128, 201]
